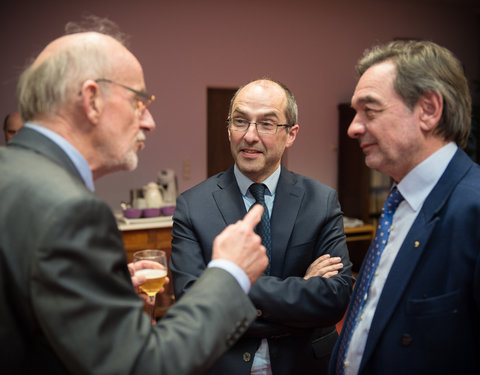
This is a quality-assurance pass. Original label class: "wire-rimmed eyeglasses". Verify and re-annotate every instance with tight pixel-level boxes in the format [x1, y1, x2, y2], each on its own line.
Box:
[226, 117, 291, 135]
[95, 78, 155, 111]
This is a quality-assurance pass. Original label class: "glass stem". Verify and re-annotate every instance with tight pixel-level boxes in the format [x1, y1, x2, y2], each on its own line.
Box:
[149, 295, 156, 324]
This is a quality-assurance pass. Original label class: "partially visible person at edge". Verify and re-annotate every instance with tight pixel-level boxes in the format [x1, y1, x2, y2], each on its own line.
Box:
[0, 16, 268, 374]
[330, 40, 480, 375]
[3, 111, 23, 143]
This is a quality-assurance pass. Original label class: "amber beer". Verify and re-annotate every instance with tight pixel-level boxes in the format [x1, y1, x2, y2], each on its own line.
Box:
[136, 268, 167, 296]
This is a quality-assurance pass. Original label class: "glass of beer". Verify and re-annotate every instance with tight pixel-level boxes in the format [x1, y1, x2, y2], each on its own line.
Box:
[133, 249, 168, 323]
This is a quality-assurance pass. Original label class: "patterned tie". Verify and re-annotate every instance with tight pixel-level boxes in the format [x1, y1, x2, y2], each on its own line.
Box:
[249, 183, 272, 274]
[336, 186, 404, 374]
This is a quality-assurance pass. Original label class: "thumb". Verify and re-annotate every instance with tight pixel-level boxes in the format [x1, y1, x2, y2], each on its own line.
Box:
[242, 204, 263, 229]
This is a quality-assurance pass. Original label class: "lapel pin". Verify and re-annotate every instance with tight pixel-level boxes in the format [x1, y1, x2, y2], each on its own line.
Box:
[414, 241, 420, 248]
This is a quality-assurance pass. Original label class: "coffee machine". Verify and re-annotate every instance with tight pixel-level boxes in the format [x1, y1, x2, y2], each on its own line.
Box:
[157, 169, 178, 205]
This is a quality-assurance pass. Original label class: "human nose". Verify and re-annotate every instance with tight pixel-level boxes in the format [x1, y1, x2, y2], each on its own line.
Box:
[347, 114, 364, 139]
[243, 122, 260, 141]
[140, 108, 156, 131]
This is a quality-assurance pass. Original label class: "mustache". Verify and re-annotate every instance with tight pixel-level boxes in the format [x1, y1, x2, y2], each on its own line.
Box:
[136, 131, 146, 150]
[136, 131, 146, 142]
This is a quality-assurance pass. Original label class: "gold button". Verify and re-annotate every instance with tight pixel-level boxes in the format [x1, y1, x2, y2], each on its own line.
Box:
[414, 241, 420, 248]
[243, 352, 251, 362]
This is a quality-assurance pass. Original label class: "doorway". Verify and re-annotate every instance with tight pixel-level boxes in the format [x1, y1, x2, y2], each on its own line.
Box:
[207, 87, 237, 177]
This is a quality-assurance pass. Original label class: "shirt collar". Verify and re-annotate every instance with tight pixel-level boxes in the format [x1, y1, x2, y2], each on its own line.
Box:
[24, 123, 95, 192]
[234, 164, 281, 197]
[397, 142, 457, 212]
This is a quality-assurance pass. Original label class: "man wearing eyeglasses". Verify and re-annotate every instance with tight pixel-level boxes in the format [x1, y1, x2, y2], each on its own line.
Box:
[170, 78, 354, 375]
[0, 17, 269, 374]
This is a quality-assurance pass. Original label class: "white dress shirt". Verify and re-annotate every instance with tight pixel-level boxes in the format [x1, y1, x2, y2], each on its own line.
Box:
[25, 123, 95, 192]
[344, 142, 457, 375]
[234, 164, 280, 375]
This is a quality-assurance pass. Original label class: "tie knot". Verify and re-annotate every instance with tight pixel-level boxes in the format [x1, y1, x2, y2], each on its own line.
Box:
[383, 186, 404, 214]
[249, 183, 266, 203]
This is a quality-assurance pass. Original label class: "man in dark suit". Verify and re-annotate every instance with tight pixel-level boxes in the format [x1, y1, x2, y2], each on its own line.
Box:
[330, 40, 480, 374]
[0, 17, 269, 374]
[170, 78, 354, 375]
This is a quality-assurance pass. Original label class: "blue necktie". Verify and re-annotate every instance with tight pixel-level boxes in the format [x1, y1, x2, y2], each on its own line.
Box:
[249, 183, 271, 275]
[336, 186, 404, 374]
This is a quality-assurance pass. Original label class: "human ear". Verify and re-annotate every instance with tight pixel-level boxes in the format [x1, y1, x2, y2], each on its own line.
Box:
[285, 124, 299, 148]
[79, 80, 103, 125]
[418, 90, 443, 131]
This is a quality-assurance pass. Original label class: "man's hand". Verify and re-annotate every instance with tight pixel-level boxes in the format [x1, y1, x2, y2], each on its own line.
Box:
[304, 254, 343, 279]
[128, 260, 170, 296]
[212, 204, 268, 284]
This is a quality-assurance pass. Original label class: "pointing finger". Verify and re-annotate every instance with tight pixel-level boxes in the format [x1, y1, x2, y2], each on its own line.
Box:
[242, 204, 263, 229]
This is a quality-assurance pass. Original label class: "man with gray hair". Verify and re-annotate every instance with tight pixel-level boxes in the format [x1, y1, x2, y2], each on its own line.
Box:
[0, 17, 268, 374]
[331, 40, 480, 374]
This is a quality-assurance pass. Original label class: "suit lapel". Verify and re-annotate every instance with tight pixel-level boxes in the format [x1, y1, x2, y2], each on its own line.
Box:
[211, 166, 304, 276]
[360, 149, 473, 371]
[212, 167, 248, 225]
[270, 167, 304, 276]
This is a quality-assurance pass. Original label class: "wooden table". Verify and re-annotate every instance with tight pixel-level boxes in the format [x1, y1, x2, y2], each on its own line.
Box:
[119, 217, 174, 317]
[119, 218, 376, 315]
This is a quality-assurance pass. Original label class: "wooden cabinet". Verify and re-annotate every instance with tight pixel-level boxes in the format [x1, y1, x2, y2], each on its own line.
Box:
[120, 221, 374, 293]
[344, 225, 375, 274]
[121, 224, 174, 317]
[338, 103, 387, 272]
[337, 103, 391, 224]
[338, 103, 371, 224]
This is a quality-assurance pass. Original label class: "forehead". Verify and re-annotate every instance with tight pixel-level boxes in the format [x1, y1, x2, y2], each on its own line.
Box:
[351, 61, 397, 107]
[233, 81, 287, 117]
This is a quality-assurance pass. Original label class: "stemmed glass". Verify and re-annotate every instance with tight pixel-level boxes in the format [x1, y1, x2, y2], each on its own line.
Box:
[133, 249, 168, 324]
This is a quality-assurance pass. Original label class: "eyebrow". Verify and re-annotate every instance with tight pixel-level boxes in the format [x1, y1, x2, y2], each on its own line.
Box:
[232, 107, 280, 119]
[351, 95, 381, 108]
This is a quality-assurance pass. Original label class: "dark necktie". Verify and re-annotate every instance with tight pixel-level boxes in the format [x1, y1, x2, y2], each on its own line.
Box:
[336, 186, 404, 374]
[249, 183, 271, 274]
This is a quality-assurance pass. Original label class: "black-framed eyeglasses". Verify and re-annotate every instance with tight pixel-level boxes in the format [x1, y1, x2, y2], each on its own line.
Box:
[226, 117, 292, 135]
[95, 78, 155, 111]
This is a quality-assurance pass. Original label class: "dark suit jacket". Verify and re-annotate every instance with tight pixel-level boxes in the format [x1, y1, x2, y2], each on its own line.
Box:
[329, 148, 480, 374]
[0, 127, 258, 375]
[170, 166, 354, 375]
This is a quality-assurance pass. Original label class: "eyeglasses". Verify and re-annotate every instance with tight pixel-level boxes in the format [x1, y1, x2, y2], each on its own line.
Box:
[95, 78, 155, 111]
[227, 117, 291, 135]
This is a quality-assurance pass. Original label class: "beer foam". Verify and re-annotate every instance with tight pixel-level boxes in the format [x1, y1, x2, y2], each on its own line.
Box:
[135, 269, 167, 278]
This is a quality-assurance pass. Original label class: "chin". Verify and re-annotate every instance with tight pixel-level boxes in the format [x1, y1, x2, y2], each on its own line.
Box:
[123, 152, 139, 171]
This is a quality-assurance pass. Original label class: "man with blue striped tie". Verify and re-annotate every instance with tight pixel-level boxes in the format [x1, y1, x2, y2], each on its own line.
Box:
[330, 40, 480, 375]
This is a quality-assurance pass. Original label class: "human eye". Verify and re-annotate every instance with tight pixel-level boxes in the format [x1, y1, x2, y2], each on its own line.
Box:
[364, 107, 380, 119]
[259, 120, 275, 130]
[233, 118, 248, 127]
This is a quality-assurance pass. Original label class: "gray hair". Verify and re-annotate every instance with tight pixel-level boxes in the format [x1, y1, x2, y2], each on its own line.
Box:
[356, 40, 472, 148]
[17, 16, 126, 122]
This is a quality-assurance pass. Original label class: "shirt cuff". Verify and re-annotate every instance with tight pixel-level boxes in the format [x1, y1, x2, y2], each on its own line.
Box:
[207, 259, 251, 293]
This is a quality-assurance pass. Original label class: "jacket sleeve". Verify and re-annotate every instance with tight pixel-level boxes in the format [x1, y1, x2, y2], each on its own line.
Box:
[31, 197, 256, 375]
[247, 190, 354, 334]
[171, 186, 354, 338]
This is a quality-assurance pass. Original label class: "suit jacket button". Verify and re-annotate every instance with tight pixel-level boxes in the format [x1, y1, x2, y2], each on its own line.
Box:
[243, 352, 252, 362]
[400, 333, 413, 346]
[256, 309, 262, 317]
